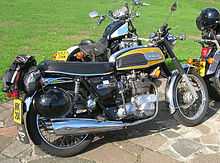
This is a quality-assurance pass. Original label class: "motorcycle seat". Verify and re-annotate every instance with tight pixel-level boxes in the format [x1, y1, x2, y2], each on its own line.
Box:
[79, 38, 108, 60]
[38, 60, 114, 77]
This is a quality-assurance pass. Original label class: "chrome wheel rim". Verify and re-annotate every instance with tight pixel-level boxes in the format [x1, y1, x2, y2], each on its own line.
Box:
[36, 115, 88, 150]
[175, 74, 206, 120]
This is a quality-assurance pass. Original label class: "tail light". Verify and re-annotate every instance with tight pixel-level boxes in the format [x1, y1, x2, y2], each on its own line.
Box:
[201, 47, 212, 58]
[6, 90, 20, 99]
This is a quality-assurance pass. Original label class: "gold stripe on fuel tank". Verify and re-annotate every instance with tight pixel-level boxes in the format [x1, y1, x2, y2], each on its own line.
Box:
[116, 47, 165, 71]
[117, 47, 163, 59]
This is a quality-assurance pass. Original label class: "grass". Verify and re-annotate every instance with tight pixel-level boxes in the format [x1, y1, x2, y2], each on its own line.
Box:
[0, 0, 220, 102]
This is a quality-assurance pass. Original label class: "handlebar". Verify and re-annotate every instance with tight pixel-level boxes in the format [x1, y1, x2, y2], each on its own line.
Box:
[196, 39, 220, 50]
[93, 1, 148, 25]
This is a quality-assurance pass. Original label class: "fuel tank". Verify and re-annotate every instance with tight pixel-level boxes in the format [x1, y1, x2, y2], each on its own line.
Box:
[114, 47, 165, 70]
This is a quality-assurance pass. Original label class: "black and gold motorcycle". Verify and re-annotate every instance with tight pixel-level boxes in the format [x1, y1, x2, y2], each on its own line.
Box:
[3, 21, 209, 157]
[52, 0, 148, 62]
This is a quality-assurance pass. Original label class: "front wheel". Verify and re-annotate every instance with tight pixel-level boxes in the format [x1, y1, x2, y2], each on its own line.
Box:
[26, 108, 93, 157]
[173, 70, 209, 127]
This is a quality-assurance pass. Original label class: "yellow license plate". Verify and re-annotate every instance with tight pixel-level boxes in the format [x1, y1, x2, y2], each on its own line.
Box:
[199, 61, 206, 77]
[53, 50, 69, 61]
[13, 99, 23, 125]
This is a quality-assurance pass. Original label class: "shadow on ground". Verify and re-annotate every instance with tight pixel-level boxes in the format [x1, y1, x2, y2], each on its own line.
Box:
[83, 100, 220, 154]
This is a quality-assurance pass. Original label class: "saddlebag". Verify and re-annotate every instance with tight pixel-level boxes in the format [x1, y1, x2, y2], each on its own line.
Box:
[2, 55, 37, 93]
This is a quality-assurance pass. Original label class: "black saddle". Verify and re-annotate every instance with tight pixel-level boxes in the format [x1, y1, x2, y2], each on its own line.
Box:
[38, 61, 114, 77]
[79, 38, 108, 61]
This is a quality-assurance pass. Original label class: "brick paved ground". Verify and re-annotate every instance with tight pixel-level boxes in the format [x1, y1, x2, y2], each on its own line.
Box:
[1, 80, 220, 163]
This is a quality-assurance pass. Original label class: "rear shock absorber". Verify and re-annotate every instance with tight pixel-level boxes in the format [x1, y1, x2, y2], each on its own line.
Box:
[74, 79, 80, 97]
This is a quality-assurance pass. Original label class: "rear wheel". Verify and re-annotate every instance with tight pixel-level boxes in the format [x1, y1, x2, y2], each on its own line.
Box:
[27, 109, 93, 157]
[173, 71, 208, 127]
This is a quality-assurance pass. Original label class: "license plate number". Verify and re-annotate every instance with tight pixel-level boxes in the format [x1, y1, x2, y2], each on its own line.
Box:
[54, 50, 69, 61]
[13, 99, 23, 125]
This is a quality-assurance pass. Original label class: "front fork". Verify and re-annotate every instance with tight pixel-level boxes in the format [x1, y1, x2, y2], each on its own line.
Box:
[164, 40, 198, 99]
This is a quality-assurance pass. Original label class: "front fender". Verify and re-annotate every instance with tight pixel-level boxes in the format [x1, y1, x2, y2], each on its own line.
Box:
[166, 64, 195, 114]
[207, 51, 220, 75]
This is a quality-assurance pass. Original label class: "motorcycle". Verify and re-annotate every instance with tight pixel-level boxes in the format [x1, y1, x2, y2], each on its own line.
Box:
[53, 0, 148, 62]
[187, 9, 220, 100]
[2, 1, 208, 157]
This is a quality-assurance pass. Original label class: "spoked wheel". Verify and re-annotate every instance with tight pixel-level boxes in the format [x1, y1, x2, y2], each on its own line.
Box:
[27, 109, 93, 157]
[173, 71, 209, 127]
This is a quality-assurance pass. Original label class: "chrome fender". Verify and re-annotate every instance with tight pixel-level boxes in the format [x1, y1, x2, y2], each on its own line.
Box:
[166, 64, 195, 114]
[66, 45, 79, 56]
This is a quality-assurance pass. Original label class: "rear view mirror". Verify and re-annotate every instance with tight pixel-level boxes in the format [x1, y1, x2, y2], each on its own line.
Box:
[89, 11, 99, 18]
[133, 0, 142, 5]
[178, 34, 186, 41]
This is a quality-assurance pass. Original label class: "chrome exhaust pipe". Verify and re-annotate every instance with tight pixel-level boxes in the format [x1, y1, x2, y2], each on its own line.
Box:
[51, 118, 125, 135]
[49, 83, 159, 136]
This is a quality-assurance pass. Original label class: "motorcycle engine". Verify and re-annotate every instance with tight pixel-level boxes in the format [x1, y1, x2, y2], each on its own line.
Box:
[102, 72, 158, 120]
[119, 39, 139, 50]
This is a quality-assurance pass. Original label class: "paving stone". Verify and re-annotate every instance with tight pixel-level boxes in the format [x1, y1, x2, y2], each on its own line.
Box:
[0, 103, 13, 110]
[0, 109, 12, 128]
[195, 124, 211, 135]
[160, 148, 182, 161]
[182, 130, 202, 140]
[0, 159, 20, 163]
[2, 140, 31, 158]
[171, 139, 203, 158]
[113, 140, 144, 156]
[79, 143, 137, 163]
[130, 134, 168, 151]
[16, 146, 33, 162]
[162, 130, 181, 138]
[0, 154, 6, 159]
[189, 153, 220, 163]
[28, 157, 94, 163]
[201, 134, 220, 145]
[174, 126, 191, 135]
[0, 122, 4, 128]
[140, 149, 180, 163]
[0, 127, 17, 137]
[33, 145, 48, 157]
[207, 145, 220, 152]
[0, 107, 7, 114]
[0, 136, 13, 152]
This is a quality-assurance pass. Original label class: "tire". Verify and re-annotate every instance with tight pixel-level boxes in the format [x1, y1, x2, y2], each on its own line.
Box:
[26, 108, 93, 157]
[207, 64, 220, 101]
[173, 70, 209, 127]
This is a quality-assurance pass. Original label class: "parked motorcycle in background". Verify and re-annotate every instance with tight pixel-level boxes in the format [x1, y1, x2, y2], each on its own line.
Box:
[2, 1, 209, 157]
[53, 0, 149, 62]
[187, 8, 220, 100]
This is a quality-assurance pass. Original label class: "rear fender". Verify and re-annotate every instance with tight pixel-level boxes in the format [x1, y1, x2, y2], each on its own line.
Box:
[67, 45, 79, 55]
[17, 94, 36, 144]
[166, 64, 195, 114]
